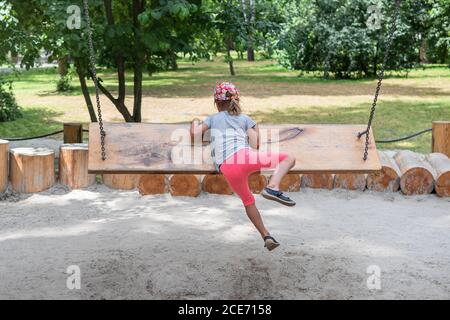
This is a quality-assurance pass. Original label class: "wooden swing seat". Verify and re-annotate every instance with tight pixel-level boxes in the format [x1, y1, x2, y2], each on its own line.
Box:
[88, 122, 381, 174]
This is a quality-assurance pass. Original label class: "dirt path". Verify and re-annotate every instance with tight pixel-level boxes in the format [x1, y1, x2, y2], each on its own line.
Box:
[0, 185, 449, 299]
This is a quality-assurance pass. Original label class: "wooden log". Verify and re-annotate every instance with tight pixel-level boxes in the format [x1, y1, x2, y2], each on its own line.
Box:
[278, 173, 301, 192]
[10, 147, 55, 193]
[394, 150, 435, 195]
[202, 174, 233, 195]
[169, 174, 201, 197]
[334, 173, 366, 191]
[64, 123, 83, 144]
[102, 174, 141, 190]
[367, 150, 401, 192]
[248, 173, 267, 194]
[301, 173, 334, 190]
[59, 143, 95, 189]
[432, 121, 450, 158]
[426, 153, 450, 197]
[138, 174, 168, 195]
[0, 140, 8, 193]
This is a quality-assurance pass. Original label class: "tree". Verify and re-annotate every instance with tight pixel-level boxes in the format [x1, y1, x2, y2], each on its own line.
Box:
[278, 0, 443, 78]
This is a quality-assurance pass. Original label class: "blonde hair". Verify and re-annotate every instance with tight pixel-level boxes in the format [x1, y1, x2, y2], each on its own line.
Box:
[215, 92, 241, 115]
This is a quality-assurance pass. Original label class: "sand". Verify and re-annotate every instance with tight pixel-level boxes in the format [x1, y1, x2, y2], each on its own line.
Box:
[0, 184, 449, 300]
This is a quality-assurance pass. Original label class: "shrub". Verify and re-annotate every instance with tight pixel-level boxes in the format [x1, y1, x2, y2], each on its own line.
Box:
[0, 80, 22, 122]
[56, 74, 73, 92]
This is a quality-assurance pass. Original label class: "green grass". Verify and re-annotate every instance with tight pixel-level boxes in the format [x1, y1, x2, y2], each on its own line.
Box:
[1, 59, 449, 153]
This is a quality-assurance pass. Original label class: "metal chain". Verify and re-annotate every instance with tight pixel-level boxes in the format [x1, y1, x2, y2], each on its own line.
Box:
[83, 0, 106, 161]
[358, 0, 402, 161]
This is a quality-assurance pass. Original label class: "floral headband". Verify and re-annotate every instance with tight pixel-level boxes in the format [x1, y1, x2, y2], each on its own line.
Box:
[214, 82, 239, 101]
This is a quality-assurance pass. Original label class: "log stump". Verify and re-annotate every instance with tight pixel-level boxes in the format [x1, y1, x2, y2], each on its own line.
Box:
[59, 143, 95, 189]
[64, 123, 83, 144]
[202, 174, 233, 195]
[432, 121, 450, 158]
[102, 174, 141, 190]
[248, 173, 267, 194]
[367, 151, 401, 192]
[426, 153, 450, 197]
[0, 140, 9, 193]
[334, 173, 366, 191]
[301, 173, 334, 190]
[10, 147, 55, 193]
[278, 173, 301, 192]
[394, 150, 435, 195]
[169, 174, 201, 197]
[138, 174, 168, 195]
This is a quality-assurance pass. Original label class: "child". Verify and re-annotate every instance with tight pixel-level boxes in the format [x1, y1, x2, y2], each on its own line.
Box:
[190, 82, 296, 251]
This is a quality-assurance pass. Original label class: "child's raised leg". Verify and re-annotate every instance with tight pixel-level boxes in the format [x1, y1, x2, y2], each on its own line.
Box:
[267, 154, 296, 190]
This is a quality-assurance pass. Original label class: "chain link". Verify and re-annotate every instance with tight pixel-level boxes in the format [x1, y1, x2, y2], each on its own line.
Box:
[359, 0, 402, 161]
[83, 0, 106, 161]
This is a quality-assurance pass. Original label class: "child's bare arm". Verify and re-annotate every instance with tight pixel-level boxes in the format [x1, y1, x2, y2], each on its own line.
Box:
[190, 118, 209, 143]
[247, 124, 259, 149]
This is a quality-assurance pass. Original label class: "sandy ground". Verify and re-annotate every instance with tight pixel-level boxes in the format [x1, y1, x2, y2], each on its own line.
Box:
[0, 184, 449, 300]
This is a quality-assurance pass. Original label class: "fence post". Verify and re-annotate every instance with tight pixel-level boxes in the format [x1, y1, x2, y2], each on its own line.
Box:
[64, 123, 83, 144]
[432, 121, 450, 158]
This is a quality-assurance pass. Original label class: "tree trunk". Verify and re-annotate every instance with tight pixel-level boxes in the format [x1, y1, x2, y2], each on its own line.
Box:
[227, 48, 235, 76]
[10, 148, 55, 193]
[0, 140, 8, 193]
[131, 0, 146, 122]
[59, 144, 95, 189]
[426, 153, 450, 197]
[419, 35, 428, 64]
[74, 59, 98, 122]
[394, 150, 435, 195]
[247, 46, 255, 62]
[202, 174, 233, 194]
[367, 150, 401, 192]
[169, 174, 201, 197]
[58, 56, 69, 76]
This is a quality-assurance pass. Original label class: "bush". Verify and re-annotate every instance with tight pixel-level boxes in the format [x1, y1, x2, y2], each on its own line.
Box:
[0, 81, 22, 122]
[56, 74, 73, 92]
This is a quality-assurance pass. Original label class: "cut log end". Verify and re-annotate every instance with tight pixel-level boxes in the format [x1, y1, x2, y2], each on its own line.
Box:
[426, 153, 450, 197]
[138, 174, 168, 195]
[334, 173, 366, 191]
[279, 174, 301, 192]
[169, 174, 201, 197]
[395, 150, 435, 195]
[301, 173, 333, 190]
[367, 150, 401, 192]
[248, 173, 267, 194]
[400, 167, 434, 195]
[202, 174, 233, 195]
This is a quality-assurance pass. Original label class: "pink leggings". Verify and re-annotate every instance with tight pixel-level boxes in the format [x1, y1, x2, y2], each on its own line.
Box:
[220, 148, 287, 207]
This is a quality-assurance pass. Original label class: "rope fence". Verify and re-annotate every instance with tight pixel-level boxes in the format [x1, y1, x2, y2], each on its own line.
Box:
[1, 127, 433, 143]
[1, 128, 89, 141]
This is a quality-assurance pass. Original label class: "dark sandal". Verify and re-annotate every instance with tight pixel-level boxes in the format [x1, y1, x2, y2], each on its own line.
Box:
[263, 235, 280, 251]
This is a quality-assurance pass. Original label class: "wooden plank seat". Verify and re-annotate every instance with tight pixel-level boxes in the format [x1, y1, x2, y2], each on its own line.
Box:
[88, 123, 381, 174]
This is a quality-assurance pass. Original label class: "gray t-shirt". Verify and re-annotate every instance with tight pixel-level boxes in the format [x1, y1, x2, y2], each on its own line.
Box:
[204, 111, 256, 170]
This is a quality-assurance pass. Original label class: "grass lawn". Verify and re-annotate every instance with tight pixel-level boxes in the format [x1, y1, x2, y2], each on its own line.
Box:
[1, 59, 449, 153]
